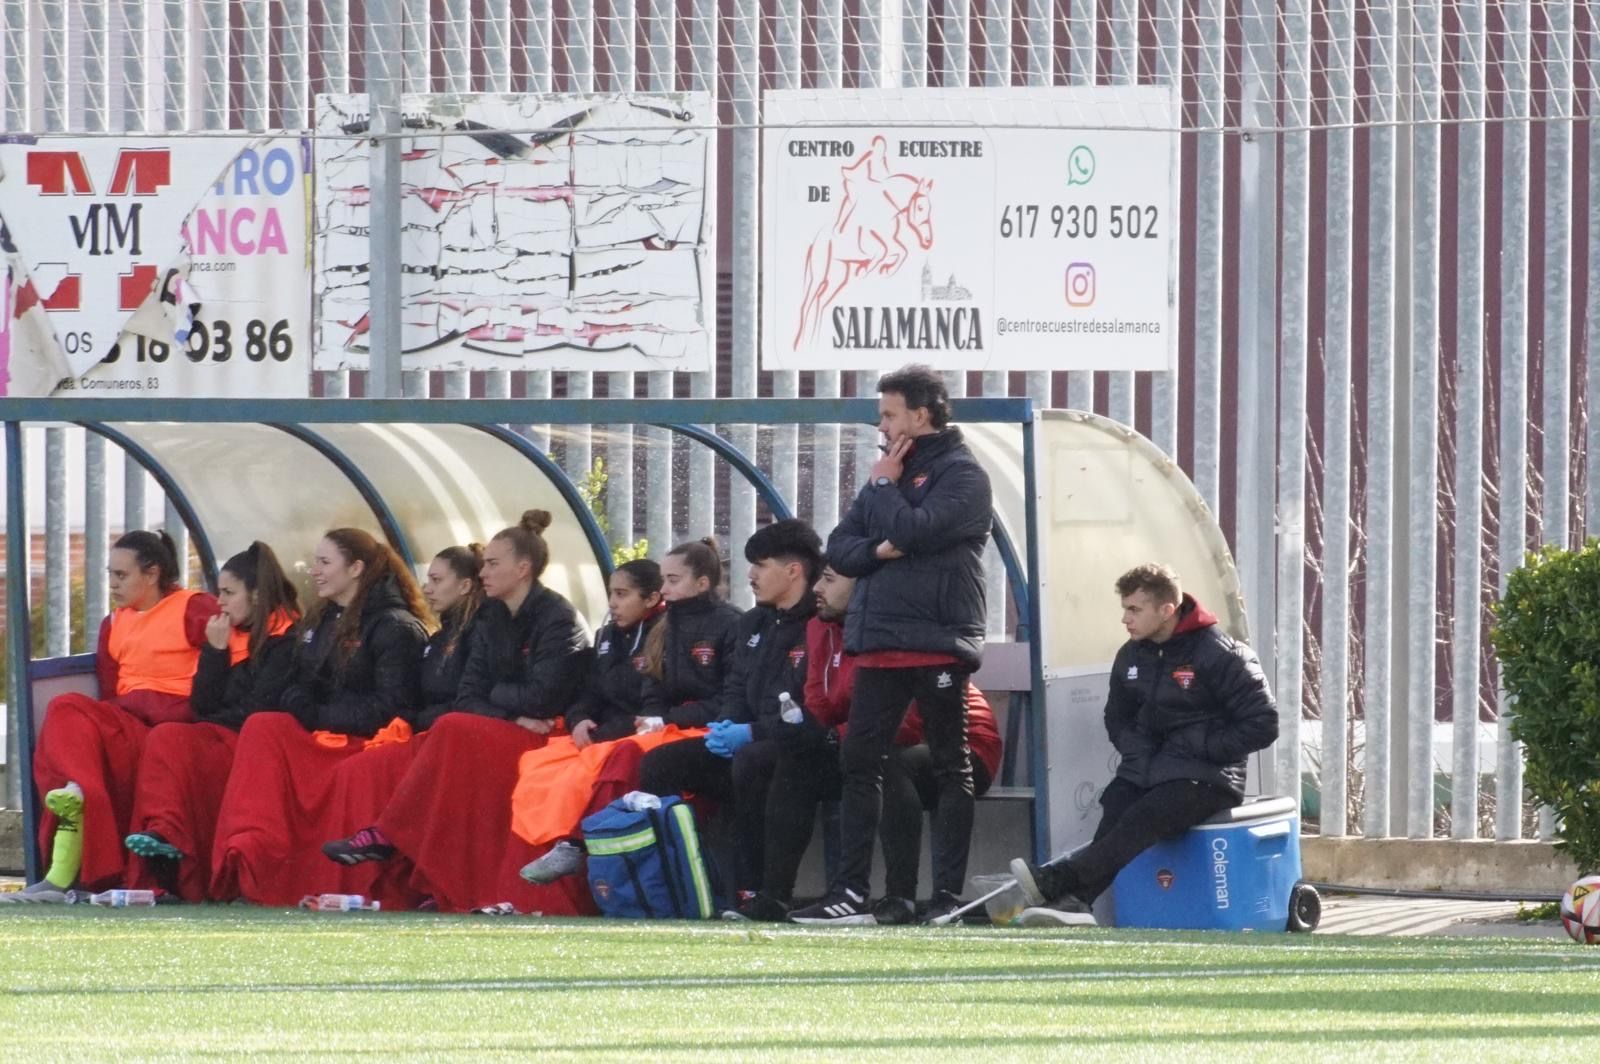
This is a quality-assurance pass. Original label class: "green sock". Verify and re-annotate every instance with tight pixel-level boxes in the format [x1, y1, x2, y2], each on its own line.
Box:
[43, 784, 85, 890]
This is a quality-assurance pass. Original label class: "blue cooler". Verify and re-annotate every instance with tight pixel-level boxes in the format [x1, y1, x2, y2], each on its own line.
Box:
[1110, 796, 1315, 932]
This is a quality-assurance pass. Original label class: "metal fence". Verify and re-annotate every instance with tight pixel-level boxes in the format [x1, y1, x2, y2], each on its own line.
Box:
[2, 0, 1598, 842]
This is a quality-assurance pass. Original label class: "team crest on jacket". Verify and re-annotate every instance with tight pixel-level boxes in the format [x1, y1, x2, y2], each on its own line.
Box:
[1171, 666, 1196, 690]
[691, 641, 717, 666]
[631, 654, 649, 673]
[912, 473, 929, 488]
[787, 646, 807, 668]
[1156, 869, 1175, 890]
[936, 671, 953, 689]
[747, 633, 762, 648]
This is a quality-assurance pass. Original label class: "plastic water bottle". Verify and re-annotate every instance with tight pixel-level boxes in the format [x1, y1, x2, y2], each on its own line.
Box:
[300, 893, 380, 912]
[87, 889, 156, 908]
[778, 692, 803, 725]
[636, 716, 665, 735]
[621, 791, 662, 812]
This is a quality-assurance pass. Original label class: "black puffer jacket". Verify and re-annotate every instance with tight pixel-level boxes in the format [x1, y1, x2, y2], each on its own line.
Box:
[455, 584, 590, 721]
[280, 578, 430, 737]
[827, 427, 993, 670]
[190, 632, 297, 731]
[712, 595, 816, 740]
[415, 609, 478, 730]
[640, 593, 744, 727]
[566, 609, 663, 741]
[1104, 595, 1279, 798]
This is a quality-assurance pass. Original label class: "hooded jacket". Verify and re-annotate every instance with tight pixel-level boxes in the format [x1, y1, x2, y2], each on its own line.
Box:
[279, 578, 429, 737]
[639, 592, 745, 727]
[455, 584, 591, 721]
[566, 608, 664, 741]
[827, 427, 993, 670]
[1103, 595, 1279, 797]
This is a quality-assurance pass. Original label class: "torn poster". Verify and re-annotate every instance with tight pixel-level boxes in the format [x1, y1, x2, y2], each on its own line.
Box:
[0, 136, 312, 397]
[312, 93, 716, 374]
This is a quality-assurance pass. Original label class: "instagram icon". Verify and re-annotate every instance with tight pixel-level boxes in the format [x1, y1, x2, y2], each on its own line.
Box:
[1065, 262, 1096, 307]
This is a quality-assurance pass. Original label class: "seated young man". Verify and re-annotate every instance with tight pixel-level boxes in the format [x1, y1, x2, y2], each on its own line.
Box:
[1009, 563, 1278, 917]
[636, 519, 822, 906]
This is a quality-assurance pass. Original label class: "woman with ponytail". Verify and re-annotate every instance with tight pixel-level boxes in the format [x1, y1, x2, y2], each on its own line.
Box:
[417, 543, 486, 729]
[639, 537, 743, 726]
[2, 531, 217, 903]
[321, 510, 592, 913]
[123, 542, 300, 900]
[210, 528, 432, 906]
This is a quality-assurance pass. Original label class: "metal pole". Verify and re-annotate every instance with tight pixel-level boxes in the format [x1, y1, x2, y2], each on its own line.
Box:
[1236, 0, 1279, 776]
[937, 0, 967, 418]
[1191, 0, 1224, 513]
[366, 0, 406, 399]
[40, 0, 69, 653]
[851, 7, 885, 508]
[1065, 0, 1097, 411]
[82, 0, 110, 643]
[1320, 0, 1356, 837]
[727, 0, 760, 606]
[979, 0, 1010, 639]
[644, 0, 677, 555]
[1275, 0, 1310, 815]
[1494, 0, 1530, 842]
[523, 0, 554, 454]
[1405, 0, 1441, 840]
[1021, 0, 1053, 416]
[1104, 0, 1137, 428]
[1587, 23, 1600, 542]
[684, 0, 715, 541]
[1363, 0, 1399, 838]
[809, 0, 847, 539]
[1451, 0, 1487, 840]
[318, 0, 353, 399]
[5, 426, 30, 812]
[563, 0, 596, 484]
[1148, 0, 1180, 457]
[605, 0, 640, 555]
[482, 0, 513, 410]
[440, 0, 472, 404]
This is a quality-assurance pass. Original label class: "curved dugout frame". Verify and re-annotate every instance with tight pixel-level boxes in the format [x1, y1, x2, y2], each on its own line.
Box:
[1, 398, 1043, 883]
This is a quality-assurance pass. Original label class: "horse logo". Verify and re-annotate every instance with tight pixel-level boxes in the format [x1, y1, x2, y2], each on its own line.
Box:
[793, 136, 935, 347]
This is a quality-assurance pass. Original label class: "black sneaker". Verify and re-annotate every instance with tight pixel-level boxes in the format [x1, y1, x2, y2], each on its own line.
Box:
[322, 826, 396, 865]
[918, 889, 966, 926]
[789, 887, 874, 925]
[871, 895, 916, 926]
[1009, 857, 1077, 908]
[721, 892, 791, 922]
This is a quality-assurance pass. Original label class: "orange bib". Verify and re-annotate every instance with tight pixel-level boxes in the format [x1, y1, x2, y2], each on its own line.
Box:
[227, 608, 299, 666]
[106, 589, 202, 698]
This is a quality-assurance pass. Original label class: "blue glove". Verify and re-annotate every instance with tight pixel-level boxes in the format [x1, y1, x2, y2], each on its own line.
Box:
[705, 720, 734, 759]
[719, 722, 754, 756]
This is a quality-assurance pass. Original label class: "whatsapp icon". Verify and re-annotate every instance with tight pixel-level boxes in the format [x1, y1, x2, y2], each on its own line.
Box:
[1067, 145, 1096, 187]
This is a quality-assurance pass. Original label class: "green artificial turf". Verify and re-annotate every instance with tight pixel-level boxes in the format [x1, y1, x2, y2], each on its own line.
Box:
[0, 909, 1596, 1060]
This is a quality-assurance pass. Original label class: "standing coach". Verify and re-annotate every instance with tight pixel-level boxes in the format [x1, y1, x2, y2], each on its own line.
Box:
[790, 364, 993, 925]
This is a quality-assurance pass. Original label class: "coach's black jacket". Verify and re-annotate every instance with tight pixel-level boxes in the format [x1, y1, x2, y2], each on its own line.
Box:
[455, 584, 590, 721]
[191, 632, 297, 732]
[640, 593, 745, 728]
[280, 578, 429, 737]
[827, 427, 993, 670]
[1104, 595, 1278, 798]
[566, 610, 663, 741]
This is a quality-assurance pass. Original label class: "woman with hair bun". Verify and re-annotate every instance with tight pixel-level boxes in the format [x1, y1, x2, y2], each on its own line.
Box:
[2, 530, 216, 903]
[210, 528, 431, 906]
[321, 510, 592, 914]
[124, 541, 300, 901]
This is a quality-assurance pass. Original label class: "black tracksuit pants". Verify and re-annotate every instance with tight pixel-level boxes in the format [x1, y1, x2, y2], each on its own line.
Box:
[836, 665, 974, 898]
[637, 737, 780, 895]
[1050, 777, 1239, 903]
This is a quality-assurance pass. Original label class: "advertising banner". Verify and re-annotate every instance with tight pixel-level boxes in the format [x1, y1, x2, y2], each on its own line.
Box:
[762, 88, 1179, 374]
[313, 93, 716, 374]
[0, 136, 312, 397]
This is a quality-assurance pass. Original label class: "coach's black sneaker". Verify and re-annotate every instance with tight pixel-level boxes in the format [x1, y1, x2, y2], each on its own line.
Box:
[918, 890, 966, 926]
[322, 826, 395, 865]
[871, 895, 917, 926]
[789, 887, 873, 926]
[721, 892, 791, 923]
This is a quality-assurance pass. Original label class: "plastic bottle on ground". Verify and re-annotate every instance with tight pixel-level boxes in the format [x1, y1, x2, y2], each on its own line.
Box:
[86, 889, 157, 908]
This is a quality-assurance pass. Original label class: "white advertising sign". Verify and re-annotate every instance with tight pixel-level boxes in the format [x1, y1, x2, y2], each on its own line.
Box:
[313, 93, 716, 374]
[762, 88, 1179, 374]
[0, 136, 312, 397]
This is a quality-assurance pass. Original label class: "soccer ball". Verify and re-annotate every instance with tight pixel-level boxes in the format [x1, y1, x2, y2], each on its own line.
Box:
[1560, 875, 1600, 944]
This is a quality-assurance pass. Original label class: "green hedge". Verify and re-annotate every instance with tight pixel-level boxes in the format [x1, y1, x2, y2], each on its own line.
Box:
[1491, 541, 1600, 874]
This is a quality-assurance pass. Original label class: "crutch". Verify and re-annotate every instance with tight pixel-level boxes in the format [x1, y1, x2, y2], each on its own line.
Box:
[927, 841, 1091, 927]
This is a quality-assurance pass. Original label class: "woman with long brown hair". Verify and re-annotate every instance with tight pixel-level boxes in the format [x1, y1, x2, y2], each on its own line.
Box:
[210, 528, 432, 906]
[3, 530, 216, 904]
[123, 541, 301, 901]
[321, 510, 592, 913]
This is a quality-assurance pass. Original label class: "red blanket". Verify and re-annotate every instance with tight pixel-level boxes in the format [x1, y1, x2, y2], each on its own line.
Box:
[126, 721, 237, 901]
[209, 713, 420, 908]
[33, 693, 150, 890]
[376, 712, 593, 915]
